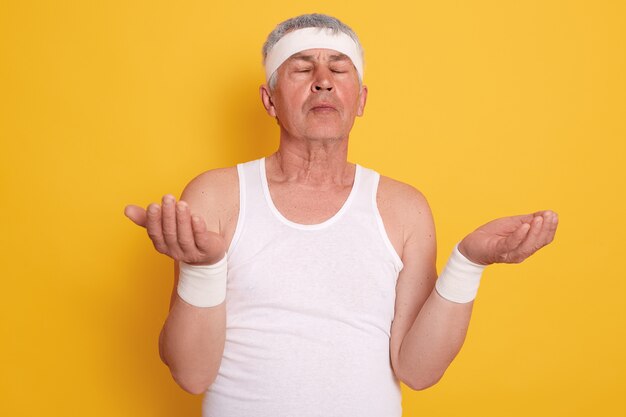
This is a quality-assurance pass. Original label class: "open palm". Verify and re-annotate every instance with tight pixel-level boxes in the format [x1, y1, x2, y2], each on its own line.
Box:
[458, 210, 559, 265]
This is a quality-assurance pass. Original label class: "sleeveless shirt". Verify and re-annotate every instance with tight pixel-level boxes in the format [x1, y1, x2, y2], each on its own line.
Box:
[202, 158, 404, 417]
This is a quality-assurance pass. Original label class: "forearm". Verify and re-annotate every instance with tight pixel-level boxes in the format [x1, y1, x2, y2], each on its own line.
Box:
[395, 289, 473, 390]
[159, 295, 226, 395]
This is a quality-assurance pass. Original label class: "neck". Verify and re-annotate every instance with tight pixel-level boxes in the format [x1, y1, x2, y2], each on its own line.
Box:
[268, 134, 353, 187]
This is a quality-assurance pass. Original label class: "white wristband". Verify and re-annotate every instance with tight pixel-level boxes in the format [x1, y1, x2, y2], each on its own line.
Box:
[177, 256, 228, 307]
[435, 244, 486, 303]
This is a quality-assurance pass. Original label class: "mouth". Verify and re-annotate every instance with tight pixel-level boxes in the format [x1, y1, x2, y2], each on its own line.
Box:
[310, 103, 337, 112]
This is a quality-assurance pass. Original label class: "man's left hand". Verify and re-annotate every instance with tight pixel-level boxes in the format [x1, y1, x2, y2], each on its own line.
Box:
[458, 211, 559, 265]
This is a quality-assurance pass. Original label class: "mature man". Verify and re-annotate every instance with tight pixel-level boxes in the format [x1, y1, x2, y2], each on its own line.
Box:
[125, 14, 558, 417]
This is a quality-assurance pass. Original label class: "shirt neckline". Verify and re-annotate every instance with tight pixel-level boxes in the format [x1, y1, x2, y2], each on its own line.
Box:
[259, 157, 361, 231]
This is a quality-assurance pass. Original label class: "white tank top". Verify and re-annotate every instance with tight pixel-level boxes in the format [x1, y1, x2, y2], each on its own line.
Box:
[203, 158, 404, 417]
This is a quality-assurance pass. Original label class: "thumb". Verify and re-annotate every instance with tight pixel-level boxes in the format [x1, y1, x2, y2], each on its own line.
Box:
[501, 221, 531, 253]
[124, 204, 147, 227]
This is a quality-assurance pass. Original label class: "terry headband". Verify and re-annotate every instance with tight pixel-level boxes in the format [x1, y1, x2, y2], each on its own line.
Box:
[264, 27, 364, 82]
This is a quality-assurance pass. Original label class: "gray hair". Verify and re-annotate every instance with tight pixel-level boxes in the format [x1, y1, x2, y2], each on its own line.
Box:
[262, 13, 364, 88]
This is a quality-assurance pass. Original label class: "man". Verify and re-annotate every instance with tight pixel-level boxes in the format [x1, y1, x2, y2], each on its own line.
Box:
[125, 14, 558, 417]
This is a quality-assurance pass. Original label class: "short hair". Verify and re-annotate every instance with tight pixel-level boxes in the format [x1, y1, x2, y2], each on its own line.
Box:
[262, 13, 364, 88]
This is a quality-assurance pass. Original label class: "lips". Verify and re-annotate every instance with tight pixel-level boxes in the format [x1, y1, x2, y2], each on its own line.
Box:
[309, 102, 337, 111]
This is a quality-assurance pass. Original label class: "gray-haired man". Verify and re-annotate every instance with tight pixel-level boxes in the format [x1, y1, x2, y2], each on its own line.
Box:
[126, 14, 558, 417]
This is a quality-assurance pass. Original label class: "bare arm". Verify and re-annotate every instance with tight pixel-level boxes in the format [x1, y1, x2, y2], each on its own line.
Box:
[384, 182, 466, 390]
[159, 269, 226, 395]
[125, 167, 238, 394]
[383, 179, 558, 390]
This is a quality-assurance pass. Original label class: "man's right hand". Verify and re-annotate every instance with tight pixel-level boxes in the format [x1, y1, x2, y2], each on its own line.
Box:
[124, 194, 226, 265]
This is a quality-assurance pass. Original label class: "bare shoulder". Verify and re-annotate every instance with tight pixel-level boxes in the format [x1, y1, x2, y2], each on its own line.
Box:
[377, 175, 435, 258]
[377, 175, 431, 215]
[180, 166, 239, 243]
[181, 166, 238, 204]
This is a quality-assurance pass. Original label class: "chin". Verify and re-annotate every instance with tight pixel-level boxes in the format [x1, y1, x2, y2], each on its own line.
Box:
[302, 125, 348, 142]
[303, 132, 346, 142]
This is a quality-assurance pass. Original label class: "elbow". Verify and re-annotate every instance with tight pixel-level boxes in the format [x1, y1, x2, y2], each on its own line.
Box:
[395, 364, 446, 391]
[170, 369, 216, 395]
[401, 372, 444, 391]
[179, 382, 210, 396]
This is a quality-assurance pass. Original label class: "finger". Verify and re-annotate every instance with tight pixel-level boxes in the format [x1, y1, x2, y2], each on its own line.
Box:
[500, 221, 531, 253]
[536, 210, 559, 246]
[175, 201, 196, 254]
[533, 209, 553, 218]
[191, 215, 223, 261]
[511, 215, 545, 260]
[483, 213, 534, 236]
[191, 214, 208, 248]
[547, 211, 559, 236]
[124, 205, 147, 227]
[161, 194, 180, 253]
[146, 203, 168, 254]
[507, 213, 535, 225]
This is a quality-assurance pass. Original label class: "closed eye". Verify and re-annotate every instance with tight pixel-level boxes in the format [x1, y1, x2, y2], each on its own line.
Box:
[330, 64, 351, 74]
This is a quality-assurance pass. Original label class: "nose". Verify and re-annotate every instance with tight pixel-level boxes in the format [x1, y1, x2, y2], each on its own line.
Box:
[313, 84, 332, 92]
[311, 67, 333, 92]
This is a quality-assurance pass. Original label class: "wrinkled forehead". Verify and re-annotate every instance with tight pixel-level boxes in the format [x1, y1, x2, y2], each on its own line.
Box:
[285, 49, 353, 64]
[264, 27, 363, 82]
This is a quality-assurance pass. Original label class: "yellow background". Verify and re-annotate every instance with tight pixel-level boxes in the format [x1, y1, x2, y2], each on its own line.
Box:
[1, 1, 624, 416]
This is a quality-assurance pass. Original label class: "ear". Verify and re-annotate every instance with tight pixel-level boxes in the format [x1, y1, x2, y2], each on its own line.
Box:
[357, 85, 368, 117]
[260, 84, 277, 117]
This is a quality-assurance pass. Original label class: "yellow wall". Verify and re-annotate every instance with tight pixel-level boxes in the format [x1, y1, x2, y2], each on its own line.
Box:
[1, 1, 624, 416]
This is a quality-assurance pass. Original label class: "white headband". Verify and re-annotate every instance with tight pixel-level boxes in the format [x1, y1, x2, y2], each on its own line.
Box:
[264, 27, 364, 82]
